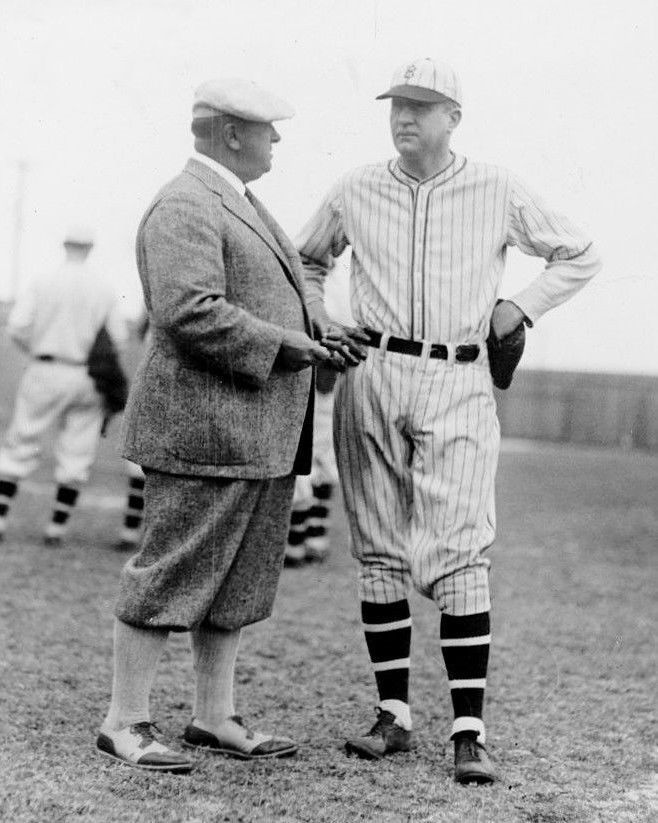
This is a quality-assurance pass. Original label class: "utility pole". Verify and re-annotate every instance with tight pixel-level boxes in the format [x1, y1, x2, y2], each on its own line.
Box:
[11, 159, 28, 301]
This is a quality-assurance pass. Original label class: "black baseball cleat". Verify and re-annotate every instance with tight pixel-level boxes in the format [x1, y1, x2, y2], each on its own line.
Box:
[345, 708, 412, 760]
[454, 734, 496, 784]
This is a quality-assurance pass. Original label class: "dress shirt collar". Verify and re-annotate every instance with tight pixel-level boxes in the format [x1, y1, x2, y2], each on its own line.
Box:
[191, 150, 246, 196]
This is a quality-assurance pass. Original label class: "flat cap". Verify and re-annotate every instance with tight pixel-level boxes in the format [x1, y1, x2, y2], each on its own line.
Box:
[193, 77, 295, 123]
[377, 58, 462, 106]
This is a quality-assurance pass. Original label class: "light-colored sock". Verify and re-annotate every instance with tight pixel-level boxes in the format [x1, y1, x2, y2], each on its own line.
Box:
[102, 619, 169, 731]
[191, 626, 241, 731]
[379, 699, 412, 731]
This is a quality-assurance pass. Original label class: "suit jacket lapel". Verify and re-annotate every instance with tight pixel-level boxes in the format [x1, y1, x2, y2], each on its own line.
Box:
[184, 159, 294, 278]
[183, 159, 310, 331]
[244, 189, 306, 295]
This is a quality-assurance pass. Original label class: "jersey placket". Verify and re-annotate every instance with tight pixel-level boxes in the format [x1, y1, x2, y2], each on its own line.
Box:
[411, 185, 428, 341]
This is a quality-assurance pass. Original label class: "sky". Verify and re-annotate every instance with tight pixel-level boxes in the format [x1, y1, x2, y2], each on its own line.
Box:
[0, 0, 657, 373]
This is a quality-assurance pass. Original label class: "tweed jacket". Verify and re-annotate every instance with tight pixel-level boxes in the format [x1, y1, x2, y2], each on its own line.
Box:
[122, 158, 314, 478]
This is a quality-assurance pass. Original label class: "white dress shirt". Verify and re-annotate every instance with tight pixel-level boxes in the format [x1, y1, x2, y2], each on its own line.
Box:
[191, 150, 246, 196]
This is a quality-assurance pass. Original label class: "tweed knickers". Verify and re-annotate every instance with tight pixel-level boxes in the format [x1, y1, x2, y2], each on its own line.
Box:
[115, 470, 296, 631]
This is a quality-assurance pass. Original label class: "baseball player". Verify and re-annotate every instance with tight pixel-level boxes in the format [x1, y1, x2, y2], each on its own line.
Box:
[285, 261, 355, 566]
[297, 58, 601, 783]
[0, 227, 126, 546]
[284, 365, 340, 566]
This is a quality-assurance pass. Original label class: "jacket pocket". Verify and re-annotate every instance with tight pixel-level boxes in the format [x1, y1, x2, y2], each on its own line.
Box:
[165, 363, 255, 466]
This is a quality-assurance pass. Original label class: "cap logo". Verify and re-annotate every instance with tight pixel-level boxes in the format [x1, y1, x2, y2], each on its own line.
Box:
[403, 64, 417, 81]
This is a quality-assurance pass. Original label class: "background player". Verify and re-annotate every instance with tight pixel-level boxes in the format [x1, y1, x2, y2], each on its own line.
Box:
[297, 57, 601, 783]
[0, 227, 126, 546]
[284, 267, 352, 566]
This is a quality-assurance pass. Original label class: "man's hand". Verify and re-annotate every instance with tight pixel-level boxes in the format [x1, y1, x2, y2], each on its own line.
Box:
[490, 300, 526, 340]
[321, 325, 370, 367]
[275, 330, 332, 372]
[307, 301, 369, 369]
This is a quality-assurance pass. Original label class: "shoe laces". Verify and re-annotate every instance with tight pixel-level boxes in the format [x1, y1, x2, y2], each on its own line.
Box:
[130, 721, 163, 748]
[229, 715, 255, 740]
[368, 708, 396, 736]
[458, 736, 484, 761]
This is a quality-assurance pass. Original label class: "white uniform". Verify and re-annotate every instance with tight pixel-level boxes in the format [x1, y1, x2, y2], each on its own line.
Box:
[298, 154, 601, 614]
[0, 258, 124, 485]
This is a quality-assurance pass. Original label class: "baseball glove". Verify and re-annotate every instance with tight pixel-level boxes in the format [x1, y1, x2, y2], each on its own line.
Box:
[486, 318, 526, 390]
[88, 324, 129, 434]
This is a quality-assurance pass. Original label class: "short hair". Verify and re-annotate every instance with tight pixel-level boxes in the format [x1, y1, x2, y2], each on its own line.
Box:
[191, 116, 224, 140]
[191, 112, 249, 142]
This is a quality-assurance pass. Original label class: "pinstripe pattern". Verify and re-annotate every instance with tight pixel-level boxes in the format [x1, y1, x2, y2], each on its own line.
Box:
[300, 157, 599, 338]
[299, 156, 599, 615]
[333, 348, 497, 613]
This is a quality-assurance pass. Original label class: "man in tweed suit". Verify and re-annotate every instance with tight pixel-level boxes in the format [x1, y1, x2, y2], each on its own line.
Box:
[96, 78, 356, 773]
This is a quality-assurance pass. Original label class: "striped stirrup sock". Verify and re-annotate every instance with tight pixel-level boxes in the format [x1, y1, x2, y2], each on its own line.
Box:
[305, 482, 335, 558]
[119, 476, 145, 544]
[440, 611, 490, 742]
[0, 479, 18, 535]
[45, 484, 79, 538]
[362, 599, 412, 725]
[285, 499, 310, 564]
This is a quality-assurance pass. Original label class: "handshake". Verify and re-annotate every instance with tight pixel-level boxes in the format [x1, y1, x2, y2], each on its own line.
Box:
[276, 303, 369, 373]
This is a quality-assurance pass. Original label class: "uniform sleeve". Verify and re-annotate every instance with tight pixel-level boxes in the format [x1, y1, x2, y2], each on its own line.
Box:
[295, 180, 349, 306]
[141, 194, 285, 387]
[7, 284, 36, 351]
[506, 176, 602, 324]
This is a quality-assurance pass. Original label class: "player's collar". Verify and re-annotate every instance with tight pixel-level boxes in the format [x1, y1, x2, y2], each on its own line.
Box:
[389, 153, 467, 188]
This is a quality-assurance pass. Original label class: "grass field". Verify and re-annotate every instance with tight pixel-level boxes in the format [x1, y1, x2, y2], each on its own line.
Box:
[0, 341, 657, 822]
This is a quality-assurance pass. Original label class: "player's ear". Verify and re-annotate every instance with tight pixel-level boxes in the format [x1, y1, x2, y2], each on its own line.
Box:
[447, 105, 462, 132]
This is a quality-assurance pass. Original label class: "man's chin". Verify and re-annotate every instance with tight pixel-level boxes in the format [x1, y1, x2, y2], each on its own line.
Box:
[396, 144, 420, 162]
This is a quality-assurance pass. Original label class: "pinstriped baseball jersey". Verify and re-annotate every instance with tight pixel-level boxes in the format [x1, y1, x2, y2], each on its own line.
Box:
[298, 153, 601, 342]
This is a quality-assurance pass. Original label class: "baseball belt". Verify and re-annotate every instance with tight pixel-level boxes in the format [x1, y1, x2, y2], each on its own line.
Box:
[364, 330, 479, 362]
[35, 354, 87, 366]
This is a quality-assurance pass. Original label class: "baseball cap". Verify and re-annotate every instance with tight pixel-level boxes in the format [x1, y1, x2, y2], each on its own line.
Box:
[376, 58, 462, 106]
[193, 78, 295, 123]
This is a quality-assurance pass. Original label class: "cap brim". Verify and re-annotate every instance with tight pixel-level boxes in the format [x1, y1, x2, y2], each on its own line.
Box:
[376, 84, 459, 105]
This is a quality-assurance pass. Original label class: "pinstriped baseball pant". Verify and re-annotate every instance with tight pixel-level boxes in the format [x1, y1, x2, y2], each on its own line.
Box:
[334, 344, 500, 616]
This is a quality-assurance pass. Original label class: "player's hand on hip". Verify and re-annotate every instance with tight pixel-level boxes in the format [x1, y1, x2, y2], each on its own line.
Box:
[276, 330, 332, 371]
[321, 324, 369, 367]
[491, 300, 526, 340]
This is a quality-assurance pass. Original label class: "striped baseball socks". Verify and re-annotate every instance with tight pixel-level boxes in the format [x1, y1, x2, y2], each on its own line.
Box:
[0, 479, 18, 540]
[362, 599, 412, 729]
[285, 497, 310, 565]
[118, 475, 145, 547]
[440, 611, 490, 742]
[304, 482, 335, 561]
[44, 484, 79, 543]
